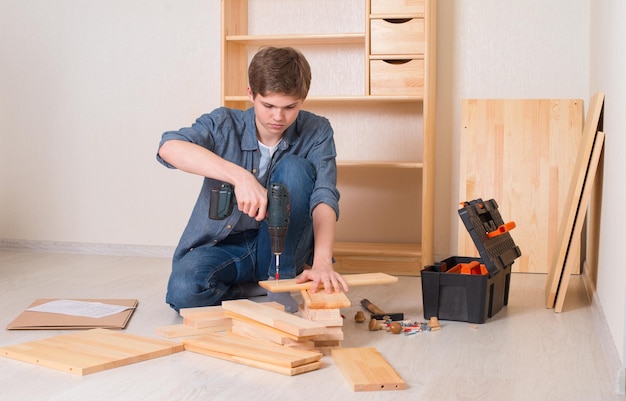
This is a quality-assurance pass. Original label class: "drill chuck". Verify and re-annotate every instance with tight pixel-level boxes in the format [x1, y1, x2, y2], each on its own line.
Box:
[268, 226, 287, 255]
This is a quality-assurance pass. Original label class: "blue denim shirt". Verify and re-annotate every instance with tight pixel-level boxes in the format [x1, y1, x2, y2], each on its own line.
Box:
[157, 107, 340, 261]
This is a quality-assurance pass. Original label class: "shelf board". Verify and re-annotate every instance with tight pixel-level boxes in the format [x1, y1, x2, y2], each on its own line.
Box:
[338, 161, 422, 169]
[226, 33, 365, 46]
[334, 242, 421, 258]
[224, 95, 423, 103]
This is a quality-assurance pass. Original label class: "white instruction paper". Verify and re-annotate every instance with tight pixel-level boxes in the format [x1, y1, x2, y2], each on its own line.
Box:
[26, 299, 134, 319]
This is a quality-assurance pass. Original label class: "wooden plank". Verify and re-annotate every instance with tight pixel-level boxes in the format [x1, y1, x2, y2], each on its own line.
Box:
[301, 290, 351, 309]
[183, 316, 231, 329]
[331, 347, 406, 391]
[301, 306, 344, 326]
[180, 302, 284, 318]
[227, 314, 317, 343]
[554, 131, 605, 312]
[184, 342, 323, 376]
[259, 272, 398, 293]
[546, 92, 605, 307]
[221, 299, 327, 337]
[0, 328, 184, 375]
[179, 305, 225, 318]
[334, 255, 421, 276]
[183, 333, 322, 369]
[155, 323, 231, 339]
[459, 99, 583, 273]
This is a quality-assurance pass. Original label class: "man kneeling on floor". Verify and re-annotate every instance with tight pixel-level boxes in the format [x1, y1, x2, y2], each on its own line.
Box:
[156, 47, 349, 313]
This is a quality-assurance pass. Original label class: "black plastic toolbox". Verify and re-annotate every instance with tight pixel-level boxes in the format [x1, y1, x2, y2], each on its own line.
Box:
[421, 199, 522, 324]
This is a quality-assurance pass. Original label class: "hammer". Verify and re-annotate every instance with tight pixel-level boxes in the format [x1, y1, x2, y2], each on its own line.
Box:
[360, 298, 404, 321]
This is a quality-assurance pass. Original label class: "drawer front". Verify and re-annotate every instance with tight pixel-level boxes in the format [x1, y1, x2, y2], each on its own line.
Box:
[370, 18, 425, 55]
[371, 0, 425, 15]
[369, 59, 424, 96]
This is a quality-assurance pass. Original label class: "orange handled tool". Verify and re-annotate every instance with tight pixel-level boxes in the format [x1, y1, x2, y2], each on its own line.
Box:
[487, 221, 516, 238]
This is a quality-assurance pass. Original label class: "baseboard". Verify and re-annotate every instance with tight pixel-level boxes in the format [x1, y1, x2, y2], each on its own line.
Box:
[0, 239, 175, 258]
[582, 262, 626, 395]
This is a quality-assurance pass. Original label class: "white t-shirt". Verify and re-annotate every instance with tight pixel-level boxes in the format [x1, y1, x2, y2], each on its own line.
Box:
[258, 140, 281, 180]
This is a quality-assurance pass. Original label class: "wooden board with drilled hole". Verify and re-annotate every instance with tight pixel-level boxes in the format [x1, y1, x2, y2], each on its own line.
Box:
[259, 272, 398, 293]
[331, 347, 406, 391]
[0, 328, 183, 375]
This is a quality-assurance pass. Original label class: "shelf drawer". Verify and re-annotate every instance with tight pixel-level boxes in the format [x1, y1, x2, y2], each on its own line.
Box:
[370, 18, 425, 55]
[371, 0, 425, 15]
[369, 58, 424, 96]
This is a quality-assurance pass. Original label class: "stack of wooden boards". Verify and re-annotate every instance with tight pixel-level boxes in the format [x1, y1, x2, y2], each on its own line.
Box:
[154, 272, 406, 390]
[183, 300, 327, 376]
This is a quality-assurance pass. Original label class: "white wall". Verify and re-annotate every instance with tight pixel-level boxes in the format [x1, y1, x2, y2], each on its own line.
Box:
[434, 0, 589, 259]
[0, 0, 219, 247]
[589, 0, 626, 385]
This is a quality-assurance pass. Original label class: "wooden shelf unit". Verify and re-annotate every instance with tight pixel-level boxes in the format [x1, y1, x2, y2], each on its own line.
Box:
[221, 0, 437, 275]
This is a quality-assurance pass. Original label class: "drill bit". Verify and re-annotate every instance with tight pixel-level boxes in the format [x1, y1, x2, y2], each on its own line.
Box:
[275, 254, 280, 281]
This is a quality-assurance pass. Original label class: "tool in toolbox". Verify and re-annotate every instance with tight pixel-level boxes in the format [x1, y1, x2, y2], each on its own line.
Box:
[421, 198, 522, 324]
[458, 199, 521, 274]
[444, 260, 488, 275]
[209, 182, 290, 281]
[360, 299, 404, 321]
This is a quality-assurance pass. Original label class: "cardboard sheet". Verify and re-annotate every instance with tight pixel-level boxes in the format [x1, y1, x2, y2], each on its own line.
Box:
[6, 299, 138, 330]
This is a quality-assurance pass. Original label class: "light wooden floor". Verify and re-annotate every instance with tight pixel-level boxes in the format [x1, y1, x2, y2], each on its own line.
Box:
[0, 250, 624, 401]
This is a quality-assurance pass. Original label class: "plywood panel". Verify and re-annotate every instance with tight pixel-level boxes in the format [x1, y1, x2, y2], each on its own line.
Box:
[459, 99, 583, 273]
[0, 328, 183, 375]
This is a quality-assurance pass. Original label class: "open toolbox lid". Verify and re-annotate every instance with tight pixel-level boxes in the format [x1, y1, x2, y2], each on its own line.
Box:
[458, 198, 522, 277]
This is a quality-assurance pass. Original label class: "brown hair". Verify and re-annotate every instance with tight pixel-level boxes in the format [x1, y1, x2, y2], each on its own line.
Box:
[248, 47, 311, 100]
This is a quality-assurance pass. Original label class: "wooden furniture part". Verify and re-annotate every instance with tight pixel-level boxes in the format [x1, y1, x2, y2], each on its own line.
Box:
[183, 332, 323, 376]
[221, 0, 437, 275]
[301, 289, 351, 309]
[0, 328, 184, 376]
[331, 347, 406, 391]
[554, 131, 605, 312]
[221, 299, 327, 337]
[155, 323, 232, 339]
[546, 92, 605, 309]
[459, 99, 583, 273]
[259, 272, 398, 293]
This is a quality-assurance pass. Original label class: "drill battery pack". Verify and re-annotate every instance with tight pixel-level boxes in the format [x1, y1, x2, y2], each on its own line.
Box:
[421, 199, 521, 324]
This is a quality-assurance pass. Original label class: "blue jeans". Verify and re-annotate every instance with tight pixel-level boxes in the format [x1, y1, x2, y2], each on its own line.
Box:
[166, 155, 316, 311]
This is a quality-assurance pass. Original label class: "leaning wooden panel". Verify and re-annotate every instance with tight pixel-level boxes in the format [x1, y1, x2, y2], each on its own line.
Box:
[0, 328, 184, 375]
[554, 130, 605, 312]
[331, 347, 406, 391]
[546, 93, 605, 307]
[459, 99, 583, 273]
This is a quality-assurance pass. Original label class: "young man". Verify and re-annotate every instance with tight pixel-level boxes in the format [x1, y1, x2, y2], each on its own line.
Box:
[157, 47, 348, 313]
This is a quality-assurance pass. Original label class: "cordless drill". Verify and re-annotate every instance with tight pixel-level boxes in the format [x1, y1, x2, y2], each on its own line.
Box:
[209, 182, 290, 280]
